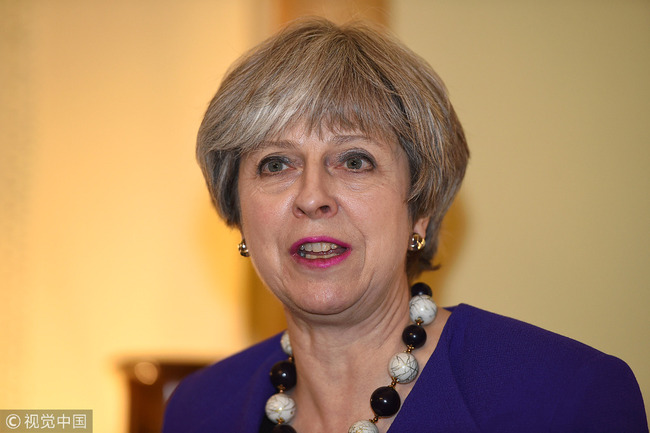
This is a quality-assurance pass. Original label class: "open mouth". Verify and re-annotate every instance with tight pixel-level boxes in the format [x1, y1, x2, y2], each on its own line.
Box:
[297, 242, 348, 260]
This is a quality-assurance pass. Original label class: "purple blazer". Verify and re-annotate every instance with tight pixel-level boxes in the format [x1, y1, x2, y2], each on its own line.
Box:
[163, 304, 648, 432]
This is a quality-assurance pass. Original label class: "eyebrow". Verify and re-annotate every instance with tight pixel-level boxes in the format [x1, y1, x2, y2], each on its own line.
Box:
[329, 134, 373, 145]
[255, 134, 381, 151]
[256, 139, 296, 149]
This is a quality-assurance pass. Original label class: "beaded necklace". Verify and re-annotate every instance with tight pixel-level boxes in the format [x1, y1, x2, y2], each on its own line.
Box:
[264, 282, 438, 433]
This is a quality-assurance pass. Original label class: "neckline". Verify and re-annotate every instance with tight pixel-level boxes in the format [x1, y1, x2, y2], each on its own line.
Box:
[385, 305, 459, 431]
[258, 305, 464, 433]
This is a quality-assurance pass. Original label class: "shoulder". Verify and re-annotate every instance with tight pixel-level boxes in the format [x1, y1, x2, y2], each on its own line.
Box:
[444, 304, 648, 432]
[447, 304, 608, 363]
[162, 333, 284, 433]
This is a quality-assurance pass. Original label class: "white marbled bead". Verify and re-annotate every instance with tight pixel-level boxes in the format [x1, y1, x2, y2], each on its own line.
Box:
[388, 352, 419, 383]
[409, 294, 438, 325]
[265, 393, 296, 424]
[281, 331, 293, 356]
[348, 420, 379, 433]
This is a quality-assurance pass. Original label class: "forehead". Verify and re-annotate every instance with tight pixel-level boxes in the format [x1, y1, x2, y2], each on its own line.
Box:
[259, 122, 402, 154]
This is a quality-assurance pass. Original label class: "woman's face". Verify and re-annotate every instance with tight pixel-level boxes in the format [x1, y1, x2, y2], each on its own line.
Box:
[237, 124, 428, 320]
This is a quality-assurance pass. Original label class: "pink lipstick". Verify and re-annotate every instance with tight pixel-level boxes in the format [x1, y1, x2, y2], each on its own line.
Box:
[290, 237, 351, 269]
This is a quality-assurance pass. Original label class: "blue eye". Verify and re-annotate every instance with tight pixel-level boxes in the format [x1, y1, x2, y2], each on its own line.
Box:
[343, 153, 374, 171]
[267, 161, 286, 172]
[259, 156, 290, 174]
[346, 157, 363, 170]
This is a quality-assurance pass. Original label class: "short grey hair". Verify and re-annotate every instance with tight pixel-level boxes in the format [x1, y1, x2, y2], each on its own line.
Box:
[196, 17, 469, 280]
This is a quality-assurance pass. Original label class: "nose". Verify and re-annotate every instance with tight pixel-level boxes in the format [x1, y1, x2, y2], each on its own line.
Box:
[293, 165, 338, 219]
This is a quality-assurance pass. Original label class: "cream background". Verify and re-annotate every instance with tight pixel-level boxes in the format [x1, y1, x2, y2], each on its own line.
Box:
[1, 1, 648, 431]
[392, 0, 650, 415]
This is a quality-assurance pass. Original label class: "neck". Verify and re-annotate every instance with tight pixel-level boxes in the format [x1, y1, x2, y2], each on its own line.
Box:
[280, 283, 449, 433]
[285, 279, 411, 353]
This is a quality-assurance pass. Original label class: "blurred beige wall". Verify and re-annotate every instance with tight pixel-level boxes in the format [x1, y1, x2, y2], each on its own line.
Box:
[392, 0, 650, 413]
[1, 1, 262, 431]
[1, 1, 648, 431]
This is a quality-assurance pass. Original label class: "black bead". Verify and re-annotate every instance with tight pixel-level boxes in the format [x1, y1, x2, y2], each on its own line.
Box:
[272, 424, 297, 433]
[370, 386, 401, 417]
[269, 360, 297, 391]
[410, 282, 432, 297]
[402, 324, 427, 349]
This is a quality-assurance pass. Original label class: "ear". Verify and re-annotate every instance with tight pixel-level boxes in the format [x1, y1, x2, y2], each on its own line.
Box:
[412, 216, 430, 238]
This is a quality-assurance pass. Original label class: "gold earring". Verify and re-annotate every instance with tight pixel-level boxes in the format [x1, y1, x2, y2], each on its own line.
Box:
[238, 239, 250, 257]
[409, 233, 426, 251]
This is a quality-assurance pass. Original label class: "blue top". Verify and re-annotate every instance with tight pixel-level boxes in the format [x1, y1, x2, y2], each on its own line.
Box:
[163, 304, 648, 432]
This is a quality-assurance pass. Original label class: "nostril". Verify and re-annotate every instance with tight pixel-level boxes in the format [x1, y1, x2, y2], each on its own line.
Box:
[295, 203, 333, 218]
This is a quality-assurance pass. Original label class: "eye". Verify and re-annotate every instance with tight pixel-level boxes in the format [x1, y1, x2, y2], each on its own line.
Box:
[341, 152, 374, 171]
[259, 156, 290, 175]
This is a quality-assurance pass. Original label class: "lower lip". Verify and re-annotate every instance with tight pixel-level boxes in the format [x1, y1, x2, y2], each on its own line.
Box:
[292, 248, 352, 269]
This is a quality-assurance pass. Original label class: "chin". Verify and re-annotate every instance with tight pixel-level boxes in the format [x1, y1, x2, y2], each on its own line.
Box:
[287, 286, 359, 318]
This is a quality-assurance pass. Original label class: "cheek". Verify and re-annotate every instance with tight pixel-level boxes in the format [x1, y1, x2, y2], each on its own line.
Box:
[239, 188, 290, 241]
[345, 186, 411, 241]
[379, 205, 412, 248]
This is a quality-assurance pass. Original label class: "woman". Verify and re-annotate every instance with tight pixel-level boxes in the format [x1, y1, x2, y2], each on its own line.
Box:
[163, 18, 647, 433]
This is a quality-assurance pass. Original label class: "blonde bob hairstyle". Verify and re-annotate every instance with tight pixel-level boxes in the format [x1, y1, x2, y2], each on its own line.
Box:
[197, 17, 469, 280]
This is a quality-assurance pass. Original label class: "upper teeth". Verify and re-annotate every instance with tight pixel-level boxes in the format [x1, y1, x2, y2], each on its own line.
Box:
[300, 242, 339, 252]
